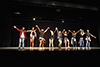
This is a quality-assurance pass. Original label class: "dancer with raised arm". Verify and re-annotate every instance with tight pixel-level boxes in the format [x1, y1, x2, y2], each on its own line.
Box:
[69, 29, 81, 49]
[13, 26, 28, 49]
[36, 25, 50, 50]
[49, 28, 56, 51]
[63, 30, 70, 49]
[27, 27, 37, 50]
[56, 27, 65, 49]
[85, 30, 96, 49]
[78, 29, 85, 47]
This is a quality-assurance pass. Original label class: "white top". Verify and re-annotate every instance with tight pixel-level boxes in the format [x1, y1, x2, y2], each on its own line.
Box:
[81, 32, 84, 36]
[21, 32, 25, 38]
[64, 34, 67, 36]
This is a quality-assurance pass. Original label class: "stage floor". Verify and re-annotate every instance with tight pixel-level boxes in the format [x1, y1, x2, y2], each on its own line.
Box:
[0, 47, 100, 51]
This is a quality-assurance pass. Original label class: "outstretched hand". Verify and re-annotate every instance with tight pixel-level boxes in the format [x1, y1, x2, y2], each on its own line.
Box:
[55, 27, 58, 30]
[13, 26, 16, 28]
[63, 29, 65, 31]
[47, 27, 50, 29]
[94, 36, 96, 39]
[35, 25, 38, 27]
[68, 30, 71, 32]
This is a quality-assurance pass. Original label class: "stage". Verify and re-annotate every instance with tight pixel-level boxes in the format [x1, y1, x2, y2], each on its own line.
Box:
[0, 47, 100, 51]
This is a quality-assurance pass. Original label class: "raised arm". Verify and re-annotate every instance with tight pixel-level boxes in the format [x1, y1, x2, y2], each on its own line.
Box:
[53, 29, 56, 34]
[13, 26, 21, 31]
[44, 27, 50, 33]
[76, 29, 81, 34]
[27, 30, 32, 32]
[36, 25, 41, 32]
[56, 27, 59, 34]
[90, 34, 96, 39]
[61, 29, 65, 34]
[69, 30, 73, 34]
[34, 31, 37, 37]
[50, 30, 53, 34]
[67, 31, 70, 35]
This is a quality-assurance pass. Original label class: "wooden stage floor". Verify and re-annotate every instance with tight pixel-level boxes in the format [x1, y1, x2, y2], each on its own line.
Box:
[0, 47, 100, 51]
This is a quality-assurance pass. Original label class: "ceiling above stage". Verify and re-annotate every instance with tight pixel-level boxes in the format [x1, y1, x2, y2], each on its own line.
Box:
[1, 0, 100, 23]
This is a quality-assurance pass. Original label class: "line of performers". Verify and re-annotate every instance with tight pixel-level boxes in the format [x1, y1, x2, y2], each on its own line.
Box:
[13, 25, 96, 50]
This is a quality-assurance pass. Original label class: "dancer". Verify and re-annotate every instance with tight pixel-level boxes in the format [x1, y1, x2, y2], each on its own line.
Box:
[63, 30, 70, 49]
[85, 30, 96, 48]
[27, 27, 37, 49]
[78, 29, 85, 47]
[36, 25, 50, 50]
[49, 28, 56, 50]
[56, 27, 65, 49]
[13, 26, 28, 49]
[69, 29, 81, 49]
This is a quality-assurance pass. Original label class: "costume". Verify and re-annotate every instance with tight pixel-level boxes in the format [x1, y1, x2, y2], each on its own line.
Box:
[85, 32, 91, 47]
[29, 30, 37, 38]
[64, 34, 69, 43]
[39, 31, 45, 41]
[49, 30, 56, 48]
[16, 28, 27, 48]
[78, 31, 85, 47]
[57, 29, 64, 41]
[71, 33, 77, 47]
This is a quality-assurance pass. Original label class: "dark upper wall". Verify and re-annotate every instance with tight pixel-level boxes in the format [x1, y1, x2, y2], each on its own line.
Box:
[1, 0, 100, 47]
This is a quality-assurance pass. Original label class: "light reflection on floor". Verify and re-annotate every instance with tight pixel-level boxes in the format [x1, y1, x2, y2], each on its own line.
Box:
[0, 47, 99, 51]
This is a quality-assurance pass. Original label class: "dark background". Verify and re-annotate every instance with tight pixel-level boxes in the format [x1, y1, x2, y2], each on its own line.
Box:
[0, 0, 100, 47]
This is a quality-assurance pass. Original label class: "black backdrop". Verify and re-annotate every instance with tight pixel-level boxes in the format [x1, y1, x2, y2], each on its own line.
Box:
[1, 1, 100, 47]
[1, 18, 99, 47]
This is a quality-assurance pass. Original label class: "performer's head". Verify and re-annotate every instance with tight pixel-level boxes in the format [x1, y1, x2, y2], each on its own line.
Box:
[80, 29, 83, 32]
[82, 29, 84, 32]
[64, 31, 67, 34]
[41, 29, 44, 32]
[73, 30, 75, 33]
[32, 27, 34, 30]
[87, 30, 89, 33]
[22, 27, 25, 30]
[59, 31, 61, 34]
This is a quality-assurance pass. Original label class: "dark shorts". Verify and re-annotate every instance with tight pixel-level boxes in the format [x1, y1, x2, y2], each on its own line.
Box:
[49, 38, 54, 40]
[64, 37, 68, 41]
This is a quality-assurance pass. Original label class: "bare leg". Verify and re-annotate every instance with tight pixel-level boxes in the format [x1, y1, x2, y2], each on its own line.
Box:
[65, 40, 67, 47]
[30, 39, 32, 47]
[51, 39, 54, 51]
[31, 38, 35, 51]
[67, 40, 70, 47]
[42, 41, 45, 51]
[59, 41, 62, 47]
[64, 40, 67, 50]
[42, 40, 44, 47]
[39, 40, 42, 49]
[32, 38, 35, 47]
